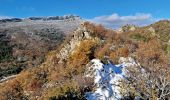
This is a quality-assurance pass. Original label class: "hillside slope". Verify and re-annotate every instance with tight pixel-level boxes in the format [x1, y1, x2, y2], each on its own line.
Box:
[0, 21, 170, 100]
[0, 15, 82, 79]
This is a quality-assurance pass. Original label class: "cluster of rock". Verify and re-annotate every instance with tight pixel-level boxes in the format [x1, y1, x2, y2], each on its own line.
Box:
[28, 15, 80, 21]
[119, 24, 137, 32]
[57, 23, 91, 61]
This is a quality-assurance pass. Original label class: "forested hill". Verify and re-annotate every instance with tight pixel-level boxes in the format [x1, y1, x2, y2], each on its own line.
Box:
[0, 20, 170, 100]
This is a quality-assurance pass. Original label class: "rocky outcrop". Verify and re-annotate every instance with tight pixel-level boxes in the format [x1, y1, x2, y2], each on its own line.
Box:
[28, 15, 80, 21]
[148, 27, 156, 36]
[120, 24, 137, 32]
[57, 23, 92, 61]
[0, 15, 81, 23]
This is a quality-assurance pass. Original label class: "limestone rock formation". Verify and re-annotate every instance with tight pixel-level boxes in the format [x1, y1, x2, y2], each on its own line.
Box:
[57, 23, 92, 61]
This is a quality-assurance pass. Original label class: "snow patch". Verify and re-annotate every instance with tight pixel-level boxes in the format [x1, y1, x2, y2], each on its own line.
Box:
[85, 57, 138, 100]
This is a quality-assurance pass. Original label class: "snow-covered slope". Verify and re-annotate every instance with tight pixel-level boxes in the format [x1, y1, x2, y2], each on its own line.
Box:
[85, 57, 140, 100]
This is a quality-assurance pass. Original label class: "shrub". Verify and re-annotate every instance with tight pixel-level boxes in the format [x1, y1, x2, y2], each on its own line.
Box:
[117, 47, 129, 57]
[68, 39, 99, 74]
[166, 45, 170, 55]
[109, 47, 129, 63]
[95, 43, 111, 60]
[109, 51, 118, 63]
[0, 65, 22, 77]
[136, 39, 163, 66]
[45, 81, 86, 100]
[83, 22, 108, 39]
[131, 33, 149, 42]
[0, 80, 28, 100]
[16, 67, 47, 92]
[0, 39, 13, 62]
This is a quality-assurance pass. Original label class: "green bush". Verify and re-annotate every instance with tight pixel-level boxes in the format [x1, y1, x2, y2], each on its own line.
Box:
[0, 40, 13, 62]
[46, 81, 86, 100]
[131, 33, 149, 42]
[166, 45, 170, 55]
[0, 66, 22, 77]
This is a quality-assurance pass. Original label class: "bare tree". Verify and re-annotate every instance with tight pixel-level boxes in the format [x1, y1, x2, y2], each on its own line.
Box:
[119, 62, 170, 100]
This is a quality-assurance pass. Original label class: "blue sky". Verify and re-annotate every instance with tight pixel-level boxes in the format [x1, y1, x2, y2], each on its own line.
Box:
[0, 0, 169, 28]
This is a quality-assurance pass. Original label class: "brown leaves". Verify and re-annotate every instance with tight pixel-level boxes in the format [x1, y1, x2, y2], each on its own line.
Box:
[109, 47, 129, 63]
[136, 39, 163, 66]
[0, 79, 25, 100]
[68, 39, 99, 74]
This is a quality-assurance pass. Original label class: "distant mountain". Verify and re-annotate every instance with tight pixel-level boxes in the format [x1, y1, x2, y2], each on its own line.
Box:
[0, 15, 82, 33]
[0, 15, 82, 78]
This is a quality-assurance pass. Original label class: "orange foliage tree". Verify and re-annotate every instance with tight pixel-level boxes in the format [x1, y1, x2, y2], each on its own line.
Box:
[0, 80, 26, 100]
[136, 39, 163, 66]
[109, 47, 129, 63]
[68, 39, 99, 74]
[83, 22, 108, 39]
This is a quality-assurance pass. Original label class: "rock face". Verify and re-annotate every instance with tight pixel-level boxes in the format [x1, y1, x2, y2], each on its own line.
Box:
[0, 15, 83, 78]
[27, 15, 80, 21]
[148, 27, 156, 36]
[120, 24, 137, 32]
[57, 23, 92, 61]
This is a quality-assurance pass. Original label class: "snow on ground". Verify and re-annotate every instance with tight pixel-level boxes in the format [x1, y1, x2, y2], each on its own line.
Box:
[85, 57, 139, 100]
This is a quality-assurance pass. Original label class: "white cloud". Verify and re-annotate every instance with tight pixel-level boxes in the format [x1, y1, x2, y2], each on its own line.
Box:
[88, 13, 157, 29]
